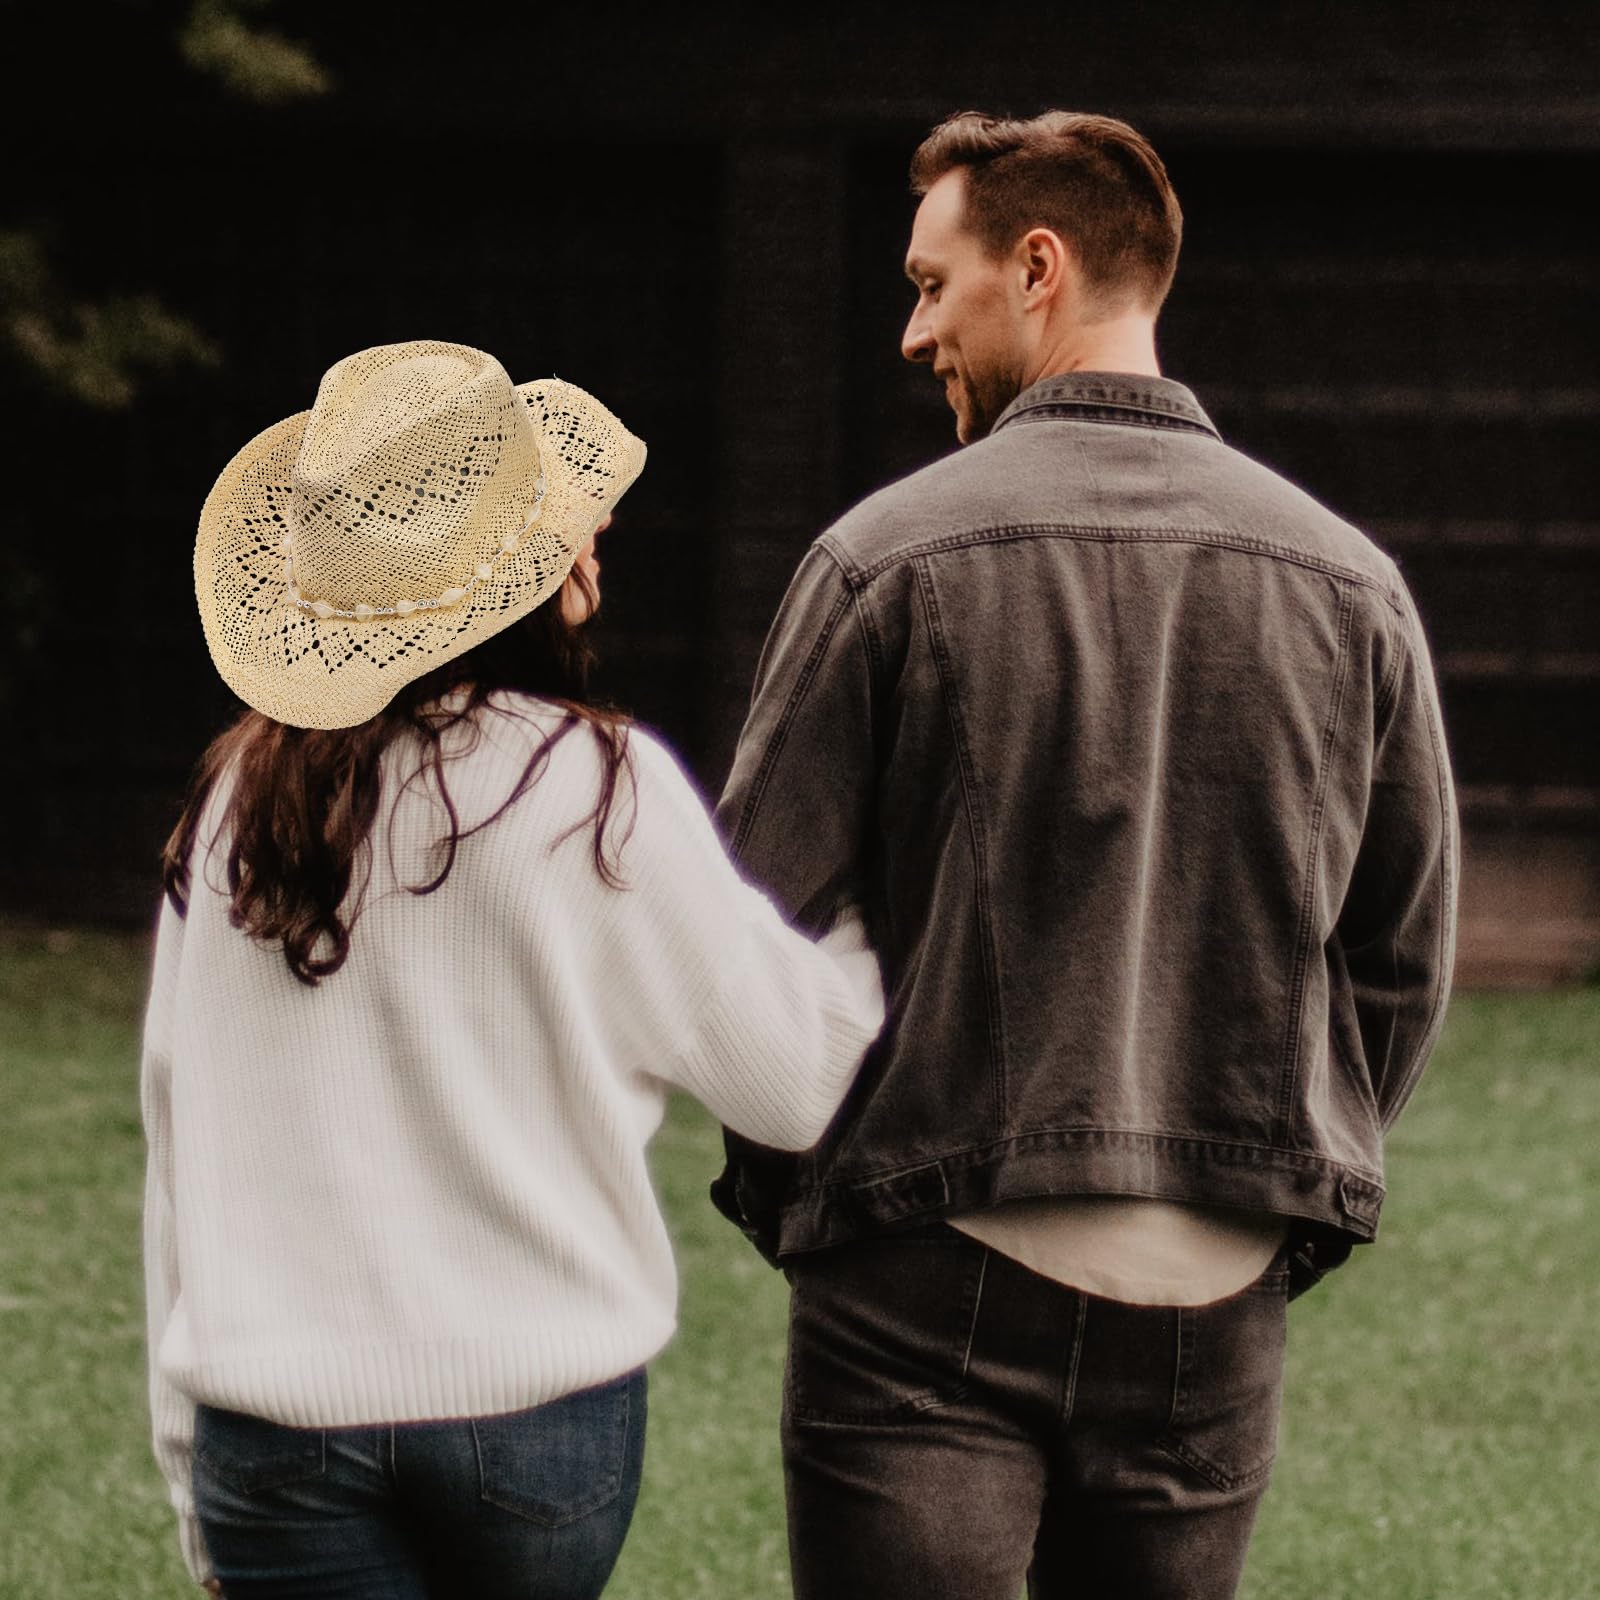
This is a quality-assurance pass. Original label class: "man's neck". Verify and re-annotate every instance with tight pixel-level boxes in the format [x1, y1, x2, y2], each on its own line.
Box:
[1028, 315, 1162, 383]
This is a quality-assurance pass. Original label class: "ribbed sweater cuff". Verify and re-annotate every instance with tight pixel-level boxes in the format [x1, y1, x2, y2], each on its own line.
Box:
[178, 1502, 211, 1585]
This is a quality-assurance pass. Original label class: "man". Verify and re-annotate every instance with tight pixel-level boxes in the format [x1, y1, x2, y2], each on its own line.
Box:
[712, 110, 1457, 1600]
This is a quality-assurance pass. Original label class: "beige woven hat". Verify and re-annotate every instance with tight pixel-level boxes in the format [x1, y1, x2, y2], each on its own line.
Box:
[195, 340, 646, 729]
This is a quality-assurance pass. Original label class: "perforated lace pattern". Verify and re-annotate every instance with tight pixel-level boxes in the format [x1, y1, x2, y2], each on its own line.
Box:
[195, 341, 646, 729]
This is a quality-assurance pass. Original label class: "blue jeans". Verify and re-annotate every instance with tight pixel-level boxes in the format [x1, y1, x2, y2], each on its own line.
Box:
[192, 1370, 646, 1600]
[782, 1225, 1288, 1600]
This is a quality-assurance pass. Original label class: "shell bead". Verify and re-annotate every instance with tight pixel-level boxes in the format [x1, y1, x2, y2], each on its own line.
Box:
[283, 460, 572, 623]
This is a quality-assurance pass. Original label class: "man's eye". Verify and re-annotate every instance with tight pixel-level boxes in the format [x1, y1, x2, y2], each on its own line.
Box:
[922, 281, 941, 300]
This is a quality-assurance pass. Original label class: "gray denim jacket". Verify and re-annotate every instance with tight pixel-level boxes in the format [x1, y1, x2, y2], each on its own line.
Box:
[712, 372, 1458, 1294]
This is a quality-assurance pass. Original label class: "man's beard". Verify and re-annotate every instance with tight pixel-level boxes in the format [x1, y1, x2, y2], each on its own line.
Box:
[954, 371, 1016, 444]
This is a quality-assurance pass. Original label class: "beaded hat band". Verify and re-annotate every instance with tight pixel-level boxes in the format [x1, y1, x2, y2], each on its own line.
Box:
[194, 340, 646, 729]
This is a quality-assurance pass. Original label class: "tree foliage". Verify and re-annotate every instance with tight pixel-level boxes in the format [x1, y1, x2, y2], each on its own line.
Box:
[1, 231, 220, 409]
[179, 0, 332, 104]
[4, 0, 330, 410]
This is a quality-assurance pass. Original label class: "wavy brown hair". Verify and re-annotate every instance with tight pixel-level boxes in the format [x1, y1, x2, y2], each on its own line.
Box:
[163, 567, 634, 986]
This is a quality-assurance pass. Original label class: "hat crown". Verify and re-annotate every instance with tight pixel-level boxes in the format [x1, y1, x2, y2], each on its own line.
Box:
[195, 339, 646, 729]
[288, 342, 545, 611]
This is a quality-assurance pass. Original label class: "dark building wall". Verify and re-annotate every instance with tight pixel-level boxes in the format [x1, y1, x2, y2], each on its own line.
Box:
[4, 3, 1596, 981]
[5, 106, 723, 919]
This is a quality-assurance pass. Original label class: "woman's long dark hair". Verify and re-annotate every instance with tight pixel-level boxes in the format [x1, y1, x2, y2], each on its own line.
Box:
[163, 568, 633, 986]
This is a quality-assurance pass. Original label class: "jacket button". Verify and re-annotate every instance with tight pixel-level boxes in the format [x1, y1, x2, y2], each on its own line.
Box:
[1337, 1173, 1369, 1222]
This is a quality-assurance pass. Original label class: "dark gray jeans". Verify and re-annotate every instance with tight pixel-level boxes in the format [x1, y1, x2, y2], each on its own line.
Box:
[782, 1224, 1287, 1600]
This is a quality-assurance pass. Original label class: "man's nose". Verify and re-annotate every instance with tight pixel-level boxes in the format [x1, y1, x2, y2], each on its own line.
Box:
[901, 309, 934, 365]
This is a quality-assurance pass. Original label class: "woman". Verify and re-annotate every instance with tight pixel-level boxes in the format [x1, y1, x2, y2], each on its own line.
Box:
[142, 340, 883, 1598]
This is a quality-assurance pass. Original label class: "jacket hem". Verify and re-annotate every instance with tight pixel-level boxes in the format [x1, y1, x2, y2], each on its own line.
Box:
[760, 1128, 1384, 1261]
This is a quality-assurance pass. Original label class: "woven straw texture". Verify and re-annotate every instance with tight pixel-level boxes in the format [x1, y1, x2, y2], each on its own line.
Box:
[195, 341, 646, 729]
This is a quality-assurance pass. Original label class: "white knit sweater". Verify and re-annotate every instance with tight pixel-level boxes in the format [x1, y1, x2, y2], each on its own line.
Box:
[142, 696, 884, 1580]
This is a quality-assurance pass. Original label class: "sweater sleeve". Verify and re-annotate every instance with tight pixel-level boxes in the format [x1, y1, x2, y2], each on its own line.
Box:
[140, 898, 213, 1585]
[598, 731, 884, 1150]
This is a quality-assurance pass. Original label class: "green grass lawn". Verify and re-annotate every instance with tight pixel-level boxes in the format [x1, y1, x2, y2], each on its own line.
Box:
[2, 922, 1597, 1599]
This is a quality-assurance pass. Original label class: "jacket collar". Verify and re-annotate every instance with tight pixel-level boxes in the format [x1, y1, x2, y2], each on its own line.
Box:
[991, 371, 1220, 440]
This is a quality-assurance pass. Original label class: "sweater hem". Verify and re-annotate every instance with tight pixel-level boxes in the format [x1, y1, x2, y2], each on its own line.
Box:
[162, 1319, 676, 1430]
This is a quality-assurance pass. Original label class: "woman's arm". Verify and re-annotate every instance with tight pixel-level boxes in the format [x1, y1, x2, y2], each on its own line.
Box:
[595, 732, 885, 1149]
[141, 898, 215, 1585]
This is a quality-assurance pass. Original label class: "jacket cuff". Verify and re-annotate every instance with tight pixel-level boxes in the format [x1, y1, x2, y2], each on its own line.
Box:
[710, 1131, 793, 1266]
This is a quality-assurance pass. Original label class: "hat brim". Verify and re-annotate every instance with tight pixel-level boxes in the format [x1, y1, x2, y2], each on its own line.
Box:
[194, 379, 646, 730]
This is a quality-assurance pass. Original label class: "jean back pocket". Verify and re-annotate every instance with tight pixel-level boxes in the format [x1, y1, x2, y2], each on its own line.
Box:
[472, 1372, 641, 1528]
[1157, 1265, 1289, 1492]
[785, 1227, 986, 1425]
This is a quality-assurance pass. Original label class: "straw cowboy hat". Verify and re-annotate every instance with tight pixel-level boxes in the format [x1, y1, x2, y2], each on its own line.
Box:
[195, 339, 647, 730]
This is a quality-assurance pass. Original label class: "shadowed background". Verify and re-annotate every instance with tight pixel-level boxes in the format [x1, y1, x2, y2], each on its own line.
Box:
[2, 0, 1596, 984]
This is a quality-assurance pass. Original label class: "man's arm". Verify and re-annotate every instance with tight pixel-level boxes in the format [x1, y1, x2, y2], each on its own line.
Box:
[716, 540, 876, 930]
[711, 539, 878, 1260]
[1338, 587, 1460, 1130]
[1293, 586, 1457, 1299]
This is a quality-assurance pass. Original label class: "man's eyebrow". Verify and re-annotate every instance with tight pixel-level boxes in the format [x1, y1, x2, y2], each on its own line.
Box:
[904, 256, 929, 283]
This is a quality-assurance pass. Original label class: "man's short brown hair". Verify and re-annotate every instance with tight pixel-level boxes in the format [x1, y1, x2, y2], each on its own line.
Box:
[910, 110, 1183, 313]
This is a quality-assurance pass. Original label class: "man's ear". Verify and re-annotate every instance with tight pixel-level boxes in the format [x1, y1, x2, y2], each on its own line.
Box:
[1019, 227, 1069, 307]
